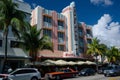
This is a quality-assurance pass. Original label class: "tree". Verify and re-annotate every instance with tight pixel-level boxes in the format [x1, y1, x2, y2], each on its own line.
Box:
[87, 38, 101, 72]
[106, 46, 120, 64]
[19, 24, 53, 64]
[0, 0, 26, 73]
[99, 43, 108, 64]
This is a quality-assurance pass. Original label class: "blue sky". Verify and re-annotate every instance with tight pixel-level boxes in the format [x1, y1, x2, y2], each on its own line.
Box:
[22, 0, 120, 25]
[19, 0, 120, 47]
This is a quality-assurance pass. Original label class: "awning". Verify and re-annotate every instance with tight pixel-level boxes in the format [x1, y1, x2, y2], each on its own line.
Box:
[0, 48, 30, 59]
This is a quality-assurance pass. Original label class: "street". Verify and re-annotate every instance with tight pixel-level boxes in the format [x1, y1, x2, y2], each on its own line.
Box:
[63, 74, 120, 80]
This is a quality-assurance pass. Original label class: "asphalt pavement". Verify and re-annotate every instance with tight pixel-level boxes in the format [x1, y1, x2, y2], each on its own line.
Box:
[63, 74, 120, 80]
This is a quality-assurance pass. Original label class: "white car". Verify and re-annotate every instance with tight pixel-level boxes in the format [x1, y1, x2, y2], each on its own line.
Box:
[0, 68, 41, 80]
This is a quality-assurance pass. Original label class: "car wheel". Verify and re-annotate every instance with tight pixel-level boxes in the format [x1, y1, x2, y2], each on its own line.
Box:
[45, 74, 49, 80]
[104, 74, 108, 77]
[31, 77, 38, 80]
[86, 73, 89, 76]
[55, 75, 60, 80]
[72, 74, 76, 77]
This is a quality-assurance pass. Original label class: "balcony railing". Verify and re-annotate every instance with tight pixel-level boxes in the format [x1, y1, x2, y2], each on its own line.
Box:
[57, 13, 65, 20]
[86, 26, 91, 29]
[43, 9, 52, 16]
[58, 26, 64, 31]
[86, 34, 92, 38]
[58, 38, 64, 44]
[43, 22, 52, 28]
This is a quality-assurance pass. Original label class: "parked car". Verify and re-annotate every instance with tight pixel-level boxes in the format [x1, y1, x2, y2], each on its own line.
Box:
[98, 67, 107, 74]
[79, 68, 96, 76]
[0, 68, 41, 80]
[0, 76, 12, 80]
[45, 68, 78, 80]
[104, 65, 120, 77]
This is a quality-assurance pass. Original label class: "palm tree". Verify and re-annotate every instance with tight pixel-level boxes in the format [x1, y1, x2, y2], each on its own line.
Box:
[99, 43, 108, 64]
[0, 0, 26, 73]
[87, 38, 101, 72]
[19, 24, 53, 64]
[106, 46, 120, 64]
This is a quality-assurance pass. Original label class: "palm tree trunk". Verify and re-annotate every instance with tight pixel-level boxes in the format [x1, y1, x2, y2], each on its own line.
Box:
[30, 50, 36, 67]
[2, 29, 8, 73]
[33, 51, 37, 67]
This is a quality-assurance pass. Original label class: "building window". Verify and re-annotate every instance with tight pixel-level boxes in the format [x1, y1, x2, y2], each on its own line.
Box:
[10, 41, 20, 48]
[79, 48, 84, 53]
[79, 42, 84, 47]
[58, 32, 64, 43]
[58, 32, 64, 39]
[79, 38, 83, 42]
[58, 21, 64, 26]
[78, 28, 83, 32]
[58, 21, 64, 30]
[43, 29, 52, 38]
[86, 30, 92, 35]
[43, 16, 52, 23]
[58, 45, 64, 51]
[0, 40, 2, 47]
[43, 16, 52, 27]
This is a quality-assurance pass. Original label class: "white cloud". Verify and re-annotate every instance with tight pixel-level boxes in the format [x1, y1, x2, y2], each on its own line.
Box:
[90, 0, 113, 6]
[92, 14, 120, 47]
[17, 0, 24, 2]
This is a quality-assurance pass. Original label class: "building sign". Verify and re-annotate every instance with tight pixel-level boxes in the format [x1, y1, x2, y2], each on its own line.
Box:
[63, 52, 75, 57]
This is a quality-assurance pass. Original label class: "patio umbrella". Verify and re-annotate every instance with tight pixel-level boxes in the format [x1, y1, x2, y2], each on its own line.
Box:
[67, 61, 77, 65]
[55, 60, 67, 65]
[41, 59, 56, 66]
[85, 61, 96, 65]
[77, 61, 86, 65]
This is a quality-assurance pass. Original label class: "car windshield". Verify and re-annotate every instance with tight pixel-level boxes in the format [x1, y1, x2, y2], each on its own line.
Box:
[106, 66, 117, 70]
[59, 69, 71, 72]
[81, 68, 89, 72]
[60, 70, 67, 72]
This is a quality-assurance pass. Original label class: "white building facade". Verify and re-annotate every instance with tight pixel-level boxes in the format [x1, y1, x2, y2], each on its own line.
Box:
[0, 0, 32, 72]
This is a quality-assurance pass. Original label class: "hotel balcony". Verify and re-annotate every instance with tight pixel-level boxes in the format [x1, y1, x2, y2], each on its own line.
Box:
[79, 32, 84, 37]
[86, 26, 91, 30]
[57, 13, 65, 20]
[79, 42, 84, 47]
[58, 26, 64, 30]
[58, 38, 64, 44]
[58, 26, 65, 33]
[43, 9, 52, 16]
[43, 22, 52, 29]
[86, 34, 92, 39]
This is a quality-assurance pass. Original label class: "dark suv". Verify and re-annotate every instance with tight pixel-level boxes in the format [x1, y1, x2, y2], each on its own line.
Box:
[104, 65, 120, 76]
